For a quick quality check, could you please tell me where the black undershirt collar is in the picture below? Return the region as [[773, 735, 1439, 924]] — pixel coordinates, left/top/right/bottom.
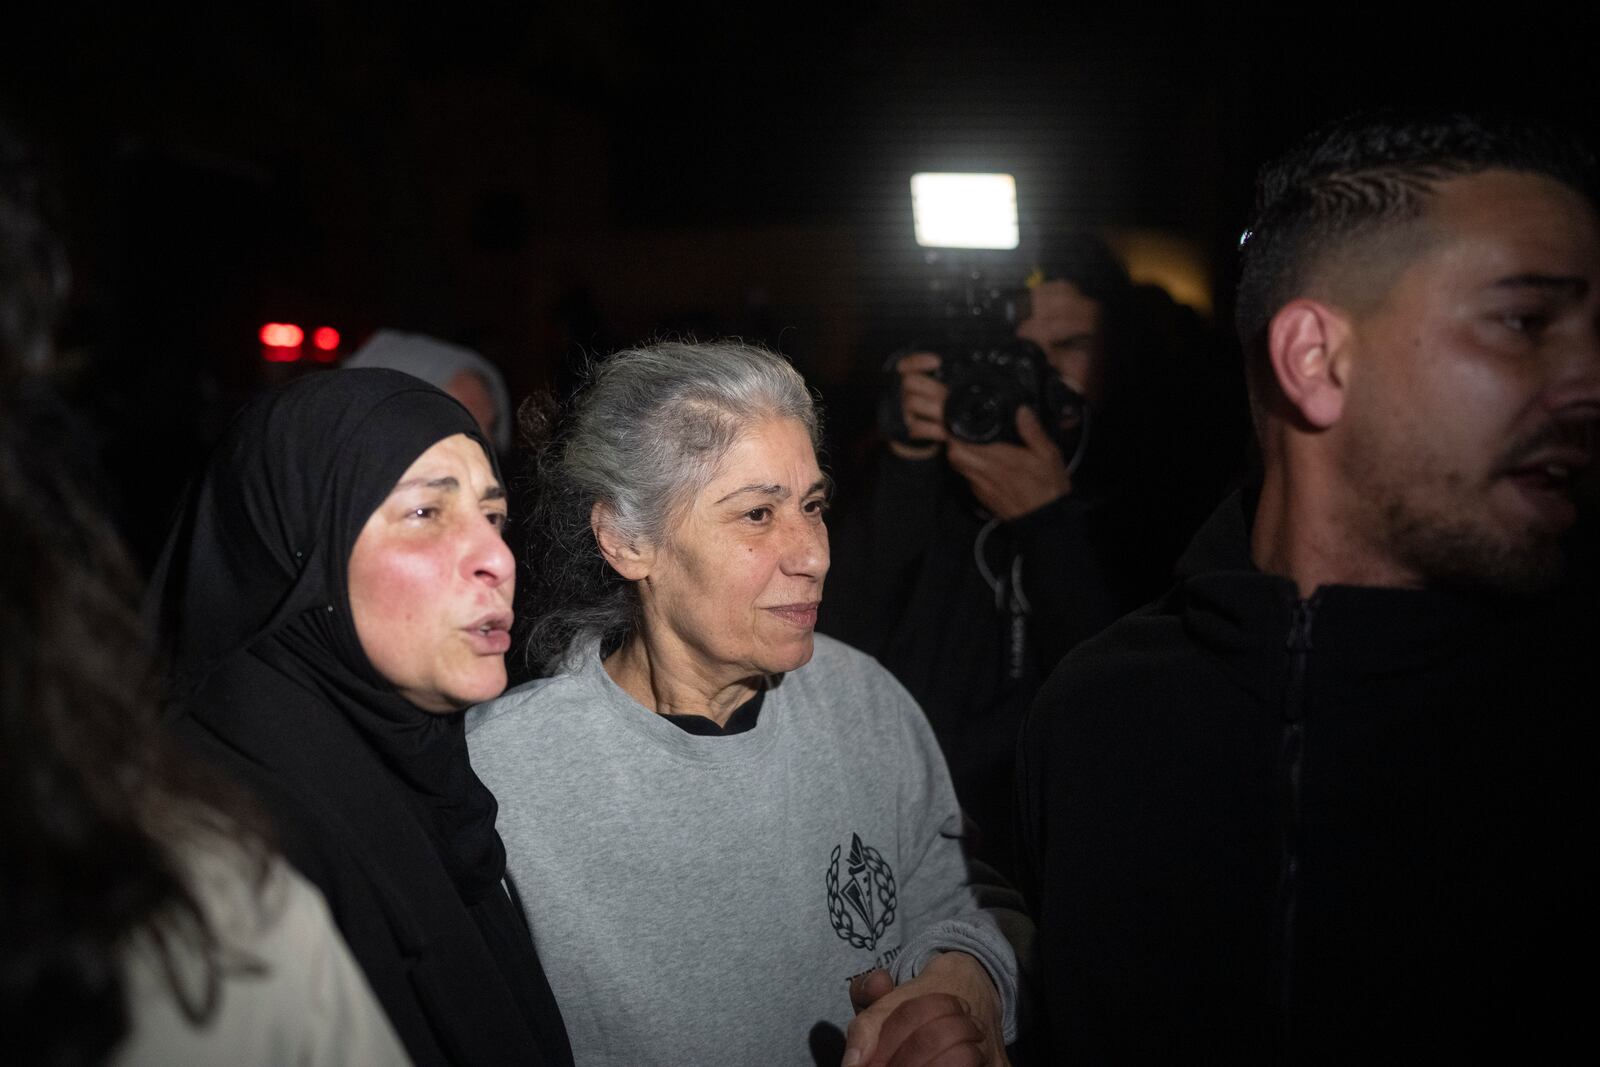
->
[[659, 690, 765, 736]]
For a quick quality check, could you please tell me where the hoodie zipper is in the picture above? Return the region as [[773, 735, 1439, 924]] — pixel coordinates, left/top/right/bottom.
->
[[1275, 593, 1317, 1049]]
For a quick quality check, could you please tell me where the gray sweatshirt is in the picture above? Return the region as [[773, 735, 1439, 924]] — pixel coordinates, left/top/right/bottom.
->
[[466, 634, 1024, 1067]]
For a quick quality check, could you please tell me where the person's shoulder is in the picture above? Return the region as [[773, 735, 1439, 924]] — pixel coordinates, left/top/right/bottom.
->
[[464, 671, 587, 738], [200, 850, 338, 964], [797, 633, 915, 699], [167, 723, 344, 880], [1026, 590, 1195, 736], [118, 825, 407, 1064], [807, 630, 876, 667], [787, 633, 933, 747], [1068, 591, 1190, 673]]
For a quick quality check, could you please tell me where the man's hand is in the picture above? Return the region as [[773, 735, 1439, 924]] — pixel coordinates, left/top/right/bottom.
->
[[841, 952, 1009, 1067], [888, 351, 948, 460], [945, 406, 1072, 520]]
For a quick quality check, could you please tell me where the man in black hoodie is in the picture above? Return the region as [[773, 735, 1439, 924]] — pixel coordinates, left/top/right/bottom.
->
[[1018, 111, 1600, 1062]]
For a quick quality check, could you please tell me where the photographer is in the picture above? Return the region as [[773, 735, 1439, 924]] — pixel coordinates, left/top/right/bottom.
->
[[821, 235, 1231, 880]]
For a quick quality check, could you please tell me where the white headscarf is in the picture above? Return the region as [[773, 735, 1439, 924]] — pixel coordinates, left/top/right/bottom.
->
[[342, 329, 513, 452]]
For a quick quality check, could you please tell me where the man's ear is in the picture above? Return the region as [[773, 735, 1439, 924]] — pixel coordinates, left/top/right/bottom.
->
[[1267, 299, 1352, 430], [591, 501, 652, 581]]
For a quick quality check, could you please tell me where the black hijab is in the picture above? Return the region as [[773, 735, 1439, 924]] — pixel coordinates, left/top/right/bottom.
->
[[148, 368, 572, 1066]]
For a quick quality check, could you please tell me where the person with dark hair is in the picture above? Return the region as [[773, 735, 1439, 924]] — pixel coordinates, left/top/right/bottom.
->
[[147, 368, 573, 1066], [2, 121, 408, 1065], [1019, 109, 1600, 1060], [467, 340, 1027, 1066], [819, 235, 1227, 881], [0, 432, 412, 1067]]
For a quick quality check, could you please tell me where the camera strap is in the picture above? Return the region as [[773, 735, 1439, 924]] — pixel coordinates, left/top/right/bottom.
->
[[974, 517, 1031, 683]]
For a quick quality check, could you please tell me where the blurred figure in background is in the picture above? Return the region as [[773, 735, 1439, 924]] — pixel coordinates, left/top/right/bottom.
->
[[821, 235, 1245, 880], [2, 118, 407, 1067], [343, 328, 514, 454]]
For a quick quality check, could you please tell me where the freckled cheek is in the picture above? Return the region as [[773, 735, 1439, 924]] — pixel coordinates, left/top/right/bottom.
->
[[716, 554, 776, 613]]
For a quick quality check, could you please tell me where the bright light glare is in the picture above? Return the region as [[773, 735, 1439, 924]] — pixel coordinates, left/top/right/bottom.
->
[[312, 326, 341, 351], [910, 173, 1019, 250]]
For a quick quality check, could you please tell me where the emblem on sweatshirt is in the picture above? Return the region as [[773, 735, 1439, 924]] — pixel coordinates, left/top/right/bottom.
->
[[826, 833, 898, 950]]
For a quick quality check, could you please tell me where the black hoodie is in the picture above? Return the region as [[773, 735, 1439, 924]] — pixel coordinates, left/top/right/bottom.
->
[[1017, 487, 1596, 1063]]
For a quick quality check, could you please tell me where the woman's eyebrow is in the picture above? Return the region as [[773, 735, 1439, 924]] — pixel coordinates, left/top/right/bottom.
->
[[389, 476, 505, 502], [388, 477, 504, 504], [714, 478, 829, 505], [391, 476, 460, 493], [715, 483, 785, 504]]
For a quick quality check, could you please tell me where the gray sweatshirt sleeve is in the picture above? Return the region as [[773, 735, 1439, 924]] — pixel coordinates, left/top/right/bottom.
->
[[875, 667, 1031, 1043]]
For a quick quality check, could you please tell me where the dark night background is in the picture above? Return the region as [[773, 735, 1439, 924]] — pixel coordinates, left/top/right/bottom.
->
[[6, 1, 1596, 569]]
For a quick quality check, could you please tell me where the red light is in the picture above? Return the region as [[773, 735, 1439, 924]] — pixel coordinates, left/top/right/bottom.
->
[[259, 322, 304, 348], [259, 322, 305, 362], [312, 326, 340, 351]]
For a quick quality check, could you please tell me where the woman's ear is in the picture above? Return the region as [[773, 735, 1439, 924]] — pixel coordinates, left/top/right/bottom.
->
[[591, 501, 652, 581], [1267, 299, 1352, 430]]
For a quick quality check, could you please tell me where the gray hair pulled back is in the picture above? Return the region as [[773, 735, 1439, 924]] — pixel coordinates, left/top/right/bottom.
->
[[516, 339, 820, 674]]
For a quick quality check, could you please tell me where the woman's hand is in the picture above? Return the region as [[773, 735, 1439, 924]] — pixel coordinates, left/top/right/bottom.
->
[[841, 951, 1009, 1067]]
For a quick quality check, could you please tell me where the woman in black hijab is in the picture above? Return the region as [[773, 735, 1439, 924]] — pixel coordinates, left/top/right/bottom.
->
[[148, 367, 572, 1067]]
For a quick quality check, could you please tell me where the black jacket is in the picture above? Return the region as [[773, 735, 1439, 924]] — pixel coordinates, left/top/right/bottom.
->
[[1017, 487, 1596, 1062]]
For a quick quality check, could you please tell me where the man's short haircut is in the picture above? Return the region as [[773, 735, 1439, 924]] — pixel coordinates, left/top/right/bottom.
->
[[1234, 110, 1597, 404]]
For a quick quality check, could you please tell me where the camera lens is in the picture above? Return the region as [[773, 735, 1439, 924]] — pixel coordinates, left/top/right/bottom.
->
[[947, 383, 1009, 443], [947, 379, 1024, 441]]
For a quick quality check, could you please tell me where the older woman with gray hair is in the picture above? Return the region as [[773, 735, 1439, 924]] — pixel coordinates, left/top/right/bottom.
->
[[466, 339, 1026, 1066]]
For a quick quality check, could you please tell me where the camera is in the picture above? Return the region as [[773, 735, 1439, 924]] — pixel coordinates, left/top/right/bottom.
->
[[890, 173, 1087, 457], [877, 312, 1089, 456], [938, 339, 1083, 446]]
